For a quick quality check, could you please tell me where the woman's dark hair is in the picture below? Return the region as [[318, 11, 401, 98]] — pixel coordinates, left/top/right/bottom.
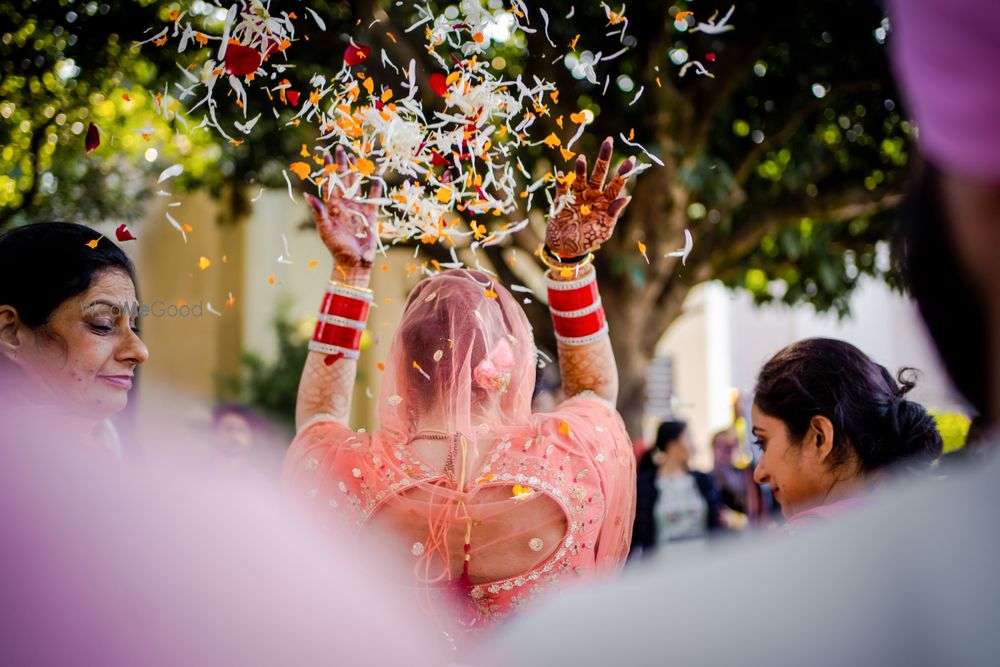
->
[[639, 420, 687, 471], [753, 338, 943, 473], [0, 222, 137, 328], [897, 163, 991, 415]]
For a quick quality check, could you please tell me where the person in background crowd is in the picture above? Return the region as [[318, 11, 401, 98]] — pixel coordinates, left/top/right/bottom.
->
[[710, 428, 752, 530], [211, 403, 284, 483], [631, 421, 723, 559]]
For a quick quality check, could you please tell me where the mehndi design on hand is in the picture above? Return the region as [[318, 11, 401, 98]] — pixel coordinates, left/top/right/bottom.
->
[[545, 136, 636, 258]]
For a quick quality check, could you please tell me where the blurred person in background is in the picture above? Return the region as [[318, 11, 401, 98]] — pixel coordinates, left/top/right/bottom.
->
[[211, 403, 285, 484], [710, 428, 752, 530], [752, 338, 942, 526], [529, 352, 563, 413], [0, 222, 148, 459], [630, 421, 723, 560], [491, 2, 1000, 663]]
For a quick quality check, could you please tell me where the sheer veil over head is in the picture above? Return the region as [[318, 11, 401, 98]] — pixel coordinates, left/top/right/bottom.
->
[[378, 270, 536, 471]]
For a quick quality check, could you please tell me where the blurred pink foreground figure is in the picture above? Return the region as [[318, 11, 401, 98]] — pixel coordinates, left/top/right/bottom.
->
[[0, 400, 450, 667]]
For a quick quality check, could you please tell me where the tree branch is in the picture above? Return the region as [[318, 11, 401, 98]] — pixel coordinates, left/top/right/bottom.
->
[[707, 183, 906, 273], [732, 79, 885, 186]]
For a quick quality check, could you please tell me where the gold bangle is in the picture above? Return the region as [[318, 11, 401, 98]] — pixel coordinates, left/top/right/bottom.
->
[[327, 280, 373, 295], [536, 245, 594, 273]]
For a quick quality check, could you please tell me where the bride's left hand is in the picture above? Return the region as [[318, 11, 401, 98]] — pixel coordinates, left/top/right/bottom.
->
[[544, 136, 637, 258]]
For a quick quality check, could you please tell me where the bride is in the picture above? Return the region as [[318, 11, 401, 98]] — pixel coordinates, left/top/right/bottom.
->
[[284, 137, 638, 628]]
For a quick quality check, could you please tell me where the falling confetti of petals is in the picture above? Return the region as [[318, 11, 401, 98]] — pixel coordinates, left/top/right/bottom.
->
[[679, 60, 715, 79], [354, 157, 376, 176], [223, 43, 262, 76], [666, 229, 695, 265], [85, 122, 100, 152], [115, 224, 137, 242], [511, 484, 535, 498], [198, 256, 212, 270], [165, 212, 187, 243], [429, 73, 449, 97], [559, 421, 572, 437], [323, 353, 344, 366], [637, 240, 649, 263], [157, 163, 184, 183], [706, 52, 717, 62], [289, 162, 312, 180], [84, 236, 102, 250], [412, 360, 431, 380], [344, 42, 372, 66], [692, 6, 736, 34], [143, 0, 665, 263]]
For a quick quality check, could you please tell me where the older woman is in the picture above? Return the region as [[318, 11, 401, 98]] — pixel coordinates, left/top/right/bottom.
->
[[284, 138, 638, 629], [0, 222, 148, 457]]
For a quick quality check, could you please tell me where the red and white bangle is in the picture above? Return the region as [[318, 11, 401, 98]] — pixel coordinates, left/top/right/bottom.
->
[[309, 281, 372, 360], [546, 266, 609, 346]]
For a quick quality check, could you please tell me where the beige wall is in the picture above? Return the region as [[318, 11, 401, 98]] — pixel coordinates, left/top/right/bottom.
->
[[125, 188, 427, 459], [121, 190, 242, 460]]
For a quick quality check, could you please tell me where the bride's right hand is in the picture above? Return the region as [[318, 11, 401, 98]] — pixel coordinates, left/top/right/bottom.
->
[[305, 145, 381, 268]]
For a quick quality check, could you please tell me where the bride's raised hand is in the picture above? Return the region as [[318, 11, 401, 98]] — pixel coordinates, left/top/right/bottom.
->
[[304, 145, 381, 269], [545, 136, 636, 259]]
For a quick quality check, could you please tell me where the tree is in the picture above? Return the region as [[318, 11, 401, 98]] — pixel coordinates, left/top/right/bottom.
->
[[360, 0, 911, 433], [0, 0, 353, 228], [3, 0, 911, 434]]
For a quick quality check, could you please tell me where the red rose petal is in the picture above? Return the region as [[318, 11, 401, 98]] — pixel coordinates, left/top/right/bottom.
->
[[344, 42, 371, 66], [286, 89, 300, 106], [323, 353, 344, 366], [431, 150, 451, 167], [224, 43, 261, 76], [429, 73, 448, 97], [706, 52, 717, 62], [85, 122, 100, 152], [115, 224, 136, 242]]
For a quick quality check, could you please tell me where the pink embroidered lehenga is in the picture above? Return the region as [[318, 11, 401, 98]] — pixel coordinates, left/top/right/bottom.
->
[[283, 270, 635, 628]]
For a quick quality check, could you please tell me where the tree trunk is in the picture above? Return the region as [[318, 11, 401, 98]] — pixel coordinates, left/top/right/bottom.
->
[[602, 276, 692, 440]]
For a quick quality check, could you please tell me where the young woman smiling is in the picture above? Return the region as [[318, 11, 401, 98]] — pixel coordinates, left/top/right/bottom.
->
[[751, 338, 942, 525]]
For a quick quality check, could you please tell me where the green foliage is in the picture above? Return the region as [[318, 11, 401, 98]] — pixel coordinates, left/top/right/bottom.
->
[[217, 304, 309, 429], [0, 0, 351, 228], [0, 0, 218, 226]]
